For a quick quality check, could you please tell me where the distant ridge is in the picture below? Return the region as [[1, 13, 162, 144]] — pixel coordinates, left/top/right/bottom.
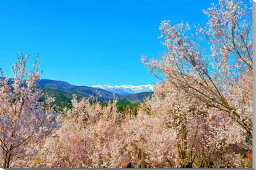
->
[[37, 79, 154, 105], [119, 92, 153, 104], [0, 78, 154, 105], [38, 79, 117, 102], [92, 84, 154, 95]]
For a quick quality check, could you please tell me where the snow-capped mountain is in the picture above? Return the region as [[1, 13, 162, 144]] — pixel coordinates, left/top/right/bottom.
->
[[92, 84, 154, 95]]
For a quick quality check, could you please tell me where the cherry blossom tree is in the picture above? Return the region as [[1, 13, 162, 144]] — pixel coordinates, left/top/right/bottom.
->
[[0, 55, 58, 168], [140, 83, 250, 168], [142, 0, 252, 138], [141, 0, 252, 167], [34, 97, 130, 168]]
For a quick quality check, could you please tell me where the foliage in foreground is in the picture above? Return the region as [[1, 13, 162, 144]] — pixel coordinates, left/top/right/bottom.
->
[[29, 81, 251, 168], [0, 56, 58, 168]]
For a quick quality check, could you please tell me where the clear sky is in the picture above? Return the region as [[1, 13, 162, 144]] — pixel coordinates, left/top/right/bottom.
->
[[0, 0, 243, 86]]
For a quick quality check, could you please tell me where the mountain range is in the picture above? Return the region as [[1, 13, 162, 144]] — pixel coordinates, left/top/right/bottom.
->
[[92, 84, 153, 95], [37, 79, 154, 106], [38, 79, 115, 102]]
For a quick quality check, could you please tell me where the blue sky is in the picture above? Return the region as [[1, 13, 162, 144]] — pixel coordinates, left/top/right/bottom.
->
[[0, 0, 236, 86]]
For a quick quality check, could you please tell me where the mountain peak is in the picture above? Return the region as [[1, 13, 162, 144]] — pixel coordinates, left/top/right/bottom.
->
[[92, 84, 154, 95]]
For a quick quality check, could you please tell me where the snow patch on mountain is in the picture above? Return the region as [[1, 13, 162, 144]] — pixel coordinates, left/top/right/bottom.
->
[[92, 84, 154, 95]]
